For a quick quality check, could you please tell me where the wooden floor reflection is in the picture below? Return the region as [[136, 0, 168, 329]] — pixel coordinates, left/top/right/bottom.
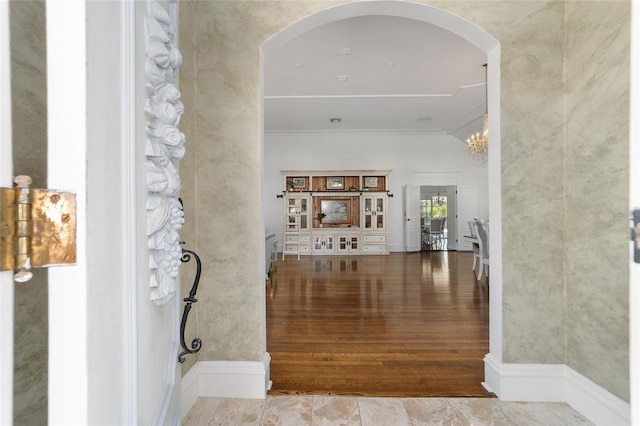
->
[[266, 251, 491, 397]]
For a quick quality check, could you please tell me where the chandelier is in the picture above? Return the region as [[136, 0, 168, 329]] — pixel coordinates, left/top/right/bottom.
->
[[434, 187, 445, 206], [467, 63, 488, 167]]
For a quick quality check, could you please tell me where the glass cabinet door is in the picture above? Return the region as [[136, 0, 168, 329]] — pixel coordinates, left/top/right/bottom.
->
[[375, 197, 384, 229], [313, 236, 324, 251], [363, 195, 385, 230], [325, 236, 334, 251], [349, 235, 359, 250], [300, 198, 308, 229]]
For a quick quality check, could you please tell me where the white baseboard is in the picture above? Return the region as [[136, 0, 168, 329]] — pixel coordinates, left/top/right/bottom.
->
[[484, 354, 630, 426], [180, 363, 200, 421], [180, 352, 271, 419], [564, 366, 630, 426]]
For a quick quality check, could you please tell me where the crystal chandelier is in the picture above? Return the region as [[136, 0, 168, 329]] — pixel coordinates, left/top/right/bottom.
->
[[467, 64, 488, 167]]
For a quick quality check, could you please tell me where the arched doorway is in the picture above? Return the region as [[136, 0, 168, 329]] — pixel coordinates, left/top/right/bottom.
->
[[261, 0, 502, 393]]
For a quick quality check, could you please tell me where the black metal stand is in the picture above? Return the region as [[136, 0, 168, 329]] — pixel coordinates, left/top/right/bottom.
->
[[178, 246, 203, 364]]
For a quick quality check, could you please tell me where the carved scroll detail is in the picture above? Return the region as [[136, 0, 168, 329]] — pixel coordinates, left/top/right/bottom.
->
[[145, 0, 185, 305]]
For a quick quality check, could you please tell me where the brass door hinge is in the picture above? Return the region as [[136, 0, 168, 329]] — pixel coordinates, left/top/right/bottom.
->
[[1, 175, 76, 282]]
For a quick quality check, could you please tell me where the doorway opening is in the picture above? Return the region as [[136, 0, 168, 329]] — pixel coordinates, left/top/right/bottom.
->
[[261, 0, 501, 396], [420, 185, 454, 251]]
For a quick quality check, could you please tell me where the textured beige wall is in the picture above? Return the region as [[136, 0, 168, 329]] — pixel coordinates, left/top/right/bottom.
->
[[10, 1, 48, 424], [181, 0, 630, 401], [564, 1, 630, 401], [179, 0, 199, 374]]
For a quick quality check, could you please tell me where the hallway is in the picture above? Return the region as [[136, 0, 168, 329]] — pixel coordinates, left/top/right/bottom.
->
[[266, 252, 489, 397]]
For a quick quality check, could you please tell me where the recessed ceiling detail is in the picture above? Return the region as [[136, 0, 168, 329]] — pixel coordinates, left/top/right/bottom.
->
[[264, 15, 487, 138]]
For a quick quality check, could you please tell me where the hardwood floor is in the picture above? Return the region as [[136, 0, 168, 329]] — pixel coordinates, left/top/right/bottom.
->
[[266, 251, 491, 398]]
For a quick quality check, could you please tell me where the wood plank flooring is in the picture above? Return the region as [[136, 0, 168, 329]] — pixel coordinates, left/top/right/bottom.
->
[[266, 251, 491, 398]]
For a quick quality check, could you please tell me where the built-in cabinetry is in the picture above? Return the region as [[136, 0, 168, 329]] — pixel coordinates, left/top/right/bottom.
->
[[281, 170, 390, 257]]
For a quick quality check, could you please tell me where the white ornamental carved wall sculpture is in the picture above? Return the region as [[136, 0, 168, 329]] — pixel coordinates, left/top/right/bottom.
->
[[145, 0, 185, 305]]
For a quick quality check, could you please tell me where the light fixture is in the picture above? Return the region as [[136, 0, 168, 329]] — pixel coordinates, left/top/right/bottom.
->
[[467, 63, 488, 167], [434, 187, 445, 206]]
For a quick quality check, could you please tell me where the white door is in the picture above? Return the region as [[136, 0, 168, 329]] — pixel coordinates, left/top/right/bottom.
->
[[0, 3, 87, 421], [4, 2, 182, 423], [404, 184, 421, 252], [1, 2, 15, 423], [457, 185, 478, 251]]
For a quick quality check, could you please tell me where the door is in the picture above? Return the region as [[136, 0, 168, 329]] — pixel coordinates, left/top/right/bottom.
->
[[457, 185, 479, 251], [4, 2, 182, 423], [404, 185, 421, 252]]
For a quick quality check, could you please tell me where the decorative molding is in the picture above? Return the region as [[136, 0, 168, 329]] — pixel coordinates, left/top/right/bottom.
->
[[145, 0, 185, 305], [483, 355, 631, 425], [180, 353, 272, 417]]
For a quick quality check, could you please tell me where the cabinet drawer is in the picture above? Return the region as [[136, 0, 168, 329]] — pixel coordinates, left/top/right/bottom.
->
[[285, 235, 299, 243], [362, 234, 386, 243], [300, 235, 310, 243], [300, 245, 310, 253], [362, 244, 386, 253]]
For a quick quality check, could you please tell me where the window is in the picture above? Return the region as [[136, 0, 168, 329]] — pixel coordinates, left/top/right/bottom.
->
[[420, 196, 447, 226]]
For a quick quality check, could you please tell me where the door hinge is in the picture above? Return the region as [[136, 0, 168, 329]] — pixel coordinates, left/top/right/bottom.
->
[[1, 175, 76, 282], [632, 209, 640, 264]]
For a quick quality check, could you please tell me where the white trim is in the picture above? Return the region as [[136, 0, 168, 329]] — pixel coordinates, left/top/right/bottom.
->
[[120, 1, 138, 424], [565, 367, 631, 426], [486, 45, 502, 365], [484, 356, 631, 426], [47, 0, 88, 423], [0, 1, 14, 423], [180, 364, 200, 421], [199, 353, 271, 399], [180, 353, 272, 416], [413, 171, 460, 186], [154, 291, 182, 425]]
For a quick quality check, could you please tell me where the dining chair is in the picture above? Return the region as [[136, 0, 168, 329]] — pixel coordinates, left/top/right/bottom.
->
[[468, 220, 480, 273], [429, 217, 444, 249], [474, 219, 489, 280]]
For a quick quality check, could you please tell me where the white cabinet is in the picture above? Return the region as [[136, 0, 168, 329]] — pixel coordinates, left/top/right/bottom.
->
[[281, 171, 390, 257], [336, 235, 360, 253], [362, 194, 386, 231], [362, 234, 387, 254], [282, 194, 310, 259]]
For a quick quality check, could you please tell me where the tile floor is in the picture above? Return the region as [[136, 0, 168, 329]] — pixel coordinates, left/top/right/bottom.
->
[[183, 395, 593, 425]]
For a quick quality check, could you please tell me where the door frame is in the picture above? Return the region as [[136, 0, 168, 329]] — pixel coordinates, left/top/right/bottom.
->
[[1, 1, 14, 423], [261, 1, 502, 388]]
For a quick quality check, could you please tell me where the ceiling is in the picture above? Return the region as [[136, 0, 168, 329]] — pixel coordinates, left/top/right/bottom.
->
[[264, 15, 487, 144]]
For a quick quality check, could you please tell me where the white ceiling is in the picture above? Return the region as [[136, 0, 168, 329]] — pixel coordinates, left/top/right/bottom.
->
[[264, 15, 488, 143]]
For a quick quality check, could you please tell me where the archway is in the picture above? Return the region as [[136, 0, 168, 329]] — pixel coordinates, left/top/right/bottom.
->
[[261, 0, 502, 392]]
